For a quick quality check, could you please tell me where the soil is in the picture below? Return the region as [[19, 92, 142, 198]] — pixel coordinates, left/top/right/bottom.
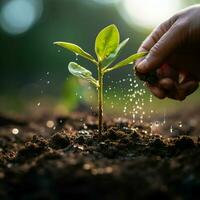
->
[[0, 107, 200, 200]]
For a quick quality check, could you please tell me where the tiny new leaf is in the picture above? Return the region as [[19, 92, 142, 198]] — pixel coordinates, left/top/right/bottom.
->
[[102, 38, 129, 68], [95, 24, 120, 62]]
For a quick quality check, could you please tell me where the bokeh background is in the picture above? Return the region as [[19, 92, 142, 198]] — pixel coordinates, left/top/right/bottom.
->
[[0, 0, 200, 117]]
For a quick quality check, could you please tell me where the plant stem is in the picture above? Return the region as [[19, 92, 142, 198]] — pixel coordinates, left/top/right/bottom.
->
[[98, 65, 103, 134]]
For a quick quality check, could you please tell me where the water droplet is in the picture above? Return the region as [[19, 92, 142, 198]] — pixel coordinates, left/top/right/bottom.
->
[[163, 111, 166, 124], [83, 163, 92, 170], [78, 145, 84, 150], [132, 114, 136, 122], [58, 49, 61, 53], [170, 125, 173, 133], [150, 95, 153, 103], [46, 120, 54, 128], [47, 80, 50, 84], [155, 121, 160, 127], [12, 128, 19, 135], [75, 53, 79, 61], [46, 72, 50, 75], [37, 102, 41, 107], [83, 123, 88, 129], [178, 121, 183, 128], [7, 163, 12, 168]]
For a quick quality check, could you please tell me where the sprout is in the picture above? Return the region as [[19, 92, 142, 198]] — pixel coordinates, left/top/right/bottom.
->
[[54, 24, 147, 134]]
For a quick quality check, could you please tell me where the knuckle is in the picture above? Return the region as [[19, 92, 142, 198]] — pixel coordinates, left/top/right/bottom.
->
[[159, 21, 169, 33], [149, 44, 160, 57], [174, 18, 189, 31], [151, 29, 161, 43]]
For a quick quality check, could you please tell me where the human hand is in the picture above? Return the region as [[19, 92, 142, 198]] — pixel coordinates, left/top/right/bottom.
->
[[135, 5, 200, 100]]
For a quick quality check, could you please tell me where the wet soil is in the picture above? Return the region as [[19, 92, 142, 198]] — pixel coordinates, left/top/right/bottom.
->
[[0, 108, 200, 200]]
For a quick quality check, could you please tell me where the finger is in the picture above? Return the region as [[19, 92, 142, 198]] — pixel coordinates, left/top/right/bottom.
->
[[156, 64, 178, 80], [137, 17, 176, 53], [135, 17, 177, 67], [146, 83, 167, 99], [136, 21, 185, 74], [159, 78, 175, 90], [177, 80, 199, 100], [166, 80, 199, 100]]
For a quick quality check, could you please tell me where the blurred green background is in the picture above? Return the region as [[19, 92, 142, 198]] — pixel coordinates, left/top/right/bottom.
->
[[0, 0, 200, 116]]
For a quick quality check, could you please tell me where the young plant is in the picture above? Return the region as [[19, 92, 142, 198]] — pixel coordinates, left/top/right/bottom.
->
[[54, 24, 147, 134]]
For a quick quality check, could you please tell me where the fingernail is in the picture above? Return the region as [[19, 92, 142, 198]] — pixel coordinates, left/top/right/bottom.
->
[[136, 59, 147, 73]]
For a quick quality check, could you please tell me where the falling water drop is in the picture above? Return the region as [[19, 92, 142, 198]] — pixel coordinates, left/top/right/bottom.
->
[[75, 53, 79, 61], [132, 114, 136, 123], [178, 121, 183, 128], [150, 95, 153, 103], [170, 125, 173, 134], [155, 121, 160, 127], [163, 111, 166, 124]]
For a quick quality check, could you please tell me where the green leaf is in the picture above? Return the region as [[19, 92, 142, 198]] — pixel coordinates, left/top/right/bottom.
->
[[68, 62, 98, 86], [104, 52, 148, 73], [95, 24, 120, 62], [102, 38, 129, 67], [54, 42, 97, 64]]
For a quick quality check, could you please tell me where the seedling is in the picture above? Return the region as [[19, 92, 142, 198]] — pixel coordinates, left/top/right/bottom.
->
[[54, 24, 147, 134]]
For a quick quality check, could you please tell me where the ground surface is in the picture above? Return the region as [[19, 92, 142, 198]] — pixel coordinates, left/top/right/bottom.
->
[[0, 107, 200, 200]]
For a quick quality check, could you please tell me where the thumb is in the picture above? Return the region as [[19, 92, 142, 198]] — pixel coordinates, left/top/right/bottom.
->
[[137, 24, 185, 74]]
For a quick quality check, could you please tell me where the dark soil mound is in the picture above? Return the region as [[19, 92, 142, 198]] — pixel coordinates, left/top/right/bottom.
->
[[0, 110, 200, 200]]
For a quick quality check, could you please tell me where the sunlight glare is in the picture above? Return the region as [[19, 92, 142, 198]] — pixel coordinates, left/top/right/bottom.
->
[[0, 0, 43, 35], [118, 0, 182, 28]]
